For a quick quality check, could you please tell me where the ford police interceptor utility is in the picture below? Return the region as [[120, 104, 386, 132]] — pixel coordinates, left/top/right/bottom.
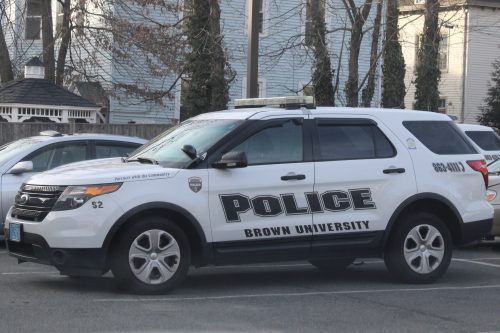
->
[[457, 124, 500, 163], [5, 96, 494, 294]]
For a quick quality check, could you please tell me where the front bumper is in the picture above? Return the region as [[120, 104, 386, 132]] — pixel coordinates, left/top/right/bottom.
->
[[5, 229, 107, 277], [460, 218, 494, 245]]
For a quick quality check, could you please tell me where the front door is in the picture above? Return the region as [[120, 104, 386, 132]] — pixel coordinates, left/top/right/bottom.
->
[[309, 115, 418, 259], [208, 116, 314, 264]]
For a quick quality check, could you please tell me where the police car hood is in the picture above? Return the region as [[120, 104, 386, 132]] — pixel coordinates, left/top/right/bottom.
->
[[24, 158, 178, 186]]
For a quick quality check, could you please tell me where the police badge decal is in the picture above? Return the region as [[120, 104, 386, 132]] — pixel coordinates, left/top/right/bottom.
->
[[188, 177, 202, 193]]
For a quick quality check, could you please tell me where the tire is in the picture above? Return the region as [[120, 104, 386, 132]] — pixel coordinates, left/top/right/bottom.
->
[[308, 257, 355, 271], [384, 212, 452, 284], [111, 216, 191, 295]]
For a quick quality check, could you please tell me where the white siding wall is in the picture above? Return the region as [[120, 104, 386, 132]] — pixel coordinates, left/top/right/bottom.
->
[[399, 8, 466, 117], [464, 6, 500, 124]]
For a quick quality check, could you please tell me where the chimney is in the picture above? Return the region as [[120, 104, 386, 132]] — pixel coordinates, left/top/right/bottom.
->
[[25, 57, 45, 79]]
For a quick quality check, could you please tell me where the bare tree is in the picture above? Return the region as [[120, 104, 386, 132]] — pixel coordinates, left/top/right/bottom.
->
[[0, 6, 14, 84], [343, 0, 373, 107], [362, 0, 382, 107]]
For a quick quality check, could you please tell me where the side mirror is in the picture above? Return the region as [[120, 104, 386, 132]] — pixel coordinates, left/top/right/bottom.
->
[[8, 161, 34, 174], [212, 151, 248, 169], [181, 145, 197, 160]]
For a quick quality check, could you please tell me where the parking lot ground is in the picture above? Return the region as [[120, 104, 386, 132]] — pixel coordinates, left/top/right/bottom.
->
[[1, 238, 500, 333]]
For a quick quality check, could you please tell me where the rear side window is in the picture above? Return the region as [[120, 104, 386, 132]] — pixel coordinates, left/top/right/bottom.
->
[[465, 131, 500, 151], [315, 123, 395, 161], [96, 142, 141, 159], [403, 121, 475, 155]]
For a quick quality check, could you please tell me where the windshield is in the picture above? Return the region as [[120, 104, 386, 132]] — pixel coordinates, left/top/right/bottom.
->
[[129, 119, 244, 168], [0, 138, 43, 167]]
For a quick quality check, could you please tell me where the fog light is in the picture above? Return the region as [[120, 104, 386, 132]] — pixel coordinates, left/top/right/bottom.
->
[[71, 197, 85, 208]]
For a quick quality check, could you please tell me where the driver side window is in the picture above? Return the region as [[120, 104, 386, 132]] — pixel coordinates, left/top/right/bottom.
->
[[232, 119, 303, 165]]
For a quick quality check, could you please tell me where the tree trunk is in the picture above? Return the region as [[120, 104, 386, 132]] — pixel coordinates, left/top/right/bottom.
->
[[208, 0, 229, 111], [311, 0, 334, 106], [381, 0, 406, 108], [0, 20, 14, 84], [362, 0, 382, 107], [41, 0, 55, 83], [414, 0, 441, 111], [344, 0, 373, 107], [56, 0, 71, 86]]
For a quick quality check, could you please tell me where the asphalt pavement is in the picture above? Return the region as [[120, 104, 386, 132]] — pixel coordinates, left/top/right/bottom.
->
[[0, 237, 499, 333]]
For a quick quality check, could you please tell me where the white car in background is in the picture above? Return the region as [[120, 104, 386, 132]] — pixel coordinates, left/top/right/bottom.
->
[[457, 124, 500, 163], [0, 131, 147, 234]]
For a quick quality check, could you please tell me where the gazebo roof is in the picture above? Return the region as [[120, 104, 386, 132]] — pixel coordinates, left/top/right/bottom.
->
[[0, 78, 101, 108]]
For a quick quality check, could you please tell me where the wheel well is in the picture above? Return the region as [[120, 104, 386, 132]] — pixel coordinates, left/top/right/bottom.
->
[[106, 208, 204, 267], [386, 199, 463, 247]]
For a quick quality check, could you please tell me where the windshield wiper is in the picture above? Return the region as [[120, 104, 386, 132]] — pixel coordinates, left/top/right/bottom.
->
[[122, 157, 158, 165]]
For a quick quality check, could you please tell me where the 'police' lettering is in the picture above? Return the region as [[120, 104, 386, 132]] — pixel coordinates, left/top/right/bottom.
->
[[219, 194, 251, 222], [251, 196, 283, 217], [349, 189, 376, 210], [322, 191, 352, 212], [219, 188, 376, 222], [281, 194, 309, 215]]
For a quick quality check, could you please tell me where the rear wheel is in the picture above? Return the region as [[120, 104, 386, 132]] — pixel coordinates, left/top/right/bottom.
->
[[308, 257, 355, 271], [384, 212, 452, 284], [111, 216, 191, 295]]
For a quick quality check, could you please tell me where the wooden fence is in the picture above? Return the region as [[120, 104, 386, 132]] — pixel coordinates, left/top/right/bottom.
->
[[0, 123, 174, 146]]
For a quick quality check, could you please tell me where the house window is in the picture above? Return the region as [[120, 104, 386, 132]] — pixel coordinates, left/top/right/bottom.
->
[[415, 34, 449, 71], [438, 34, 448, 71], [56, 2, 64, 35], [76, 0, 86, 33], [25, 0, 42, 40], [180, 0, 192, 33], [259, 0, 264, 33], [242, 77, 267, 98], [246, 0, 268, 36], [437, 98, 446, 113], [304, 0, 325, 47]]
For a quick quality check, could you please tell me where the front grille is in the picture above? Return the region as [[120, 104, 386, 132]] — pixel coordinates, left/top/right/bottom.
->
[[8, 241, 36, 258], [12, 184, 67, 222]]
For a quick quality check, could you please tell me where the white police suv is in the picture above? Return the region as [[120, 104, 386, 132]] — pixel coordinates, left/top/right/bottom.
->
[[457, 124, 500, 163], [5, 97, 493, 294]]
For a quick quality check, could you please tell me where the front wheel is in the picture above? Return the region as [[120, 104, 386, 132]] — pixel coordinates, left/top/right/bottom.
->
[[111, 216, 191, 295], [384, 212, 452, 284]]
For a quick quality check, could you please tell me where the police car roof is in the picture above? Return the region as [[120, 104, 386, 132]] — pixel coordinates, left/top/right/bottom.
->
[[456, 123, 495, 132], [193, 107, 453, 122]]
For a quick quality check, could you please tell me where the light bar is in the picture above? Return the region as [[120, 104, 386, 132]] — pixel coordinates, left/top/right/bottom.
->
[[234, 96, 315, 110]]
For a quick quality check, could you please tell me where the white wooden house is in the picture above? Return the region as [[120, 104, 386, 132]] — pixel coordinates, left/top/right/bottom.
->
[[398, 0, 500, 123]]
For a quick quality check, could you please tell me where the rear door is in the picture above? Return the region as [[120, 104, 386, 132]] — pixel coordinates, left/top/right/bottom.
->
[[309, 115, 418, 259]]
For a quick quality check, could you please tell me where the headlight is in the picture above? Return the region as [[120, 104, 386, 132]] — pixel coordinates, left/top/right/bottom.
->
[[486, 189, 497, 202], [52, 184, 122, 211]]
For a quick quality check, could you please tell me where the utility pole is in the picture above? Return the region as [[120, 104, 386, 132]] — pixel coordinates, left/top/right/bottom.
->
[[247, 0, 260, 98]]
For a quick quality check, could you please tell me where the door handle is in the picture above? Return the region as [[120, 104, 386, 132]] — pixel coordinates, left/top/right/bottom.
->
[[383, 168, 406, 174], [281, 174, 306, 181]]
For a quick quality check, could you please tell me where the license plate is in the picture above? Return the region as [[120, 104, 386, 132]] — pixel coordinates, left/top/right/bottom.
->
[[9, 223, 22, 242]]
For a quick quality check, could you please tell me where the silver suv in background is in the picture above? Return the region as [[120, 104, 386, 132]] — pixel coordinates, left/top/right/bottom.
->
[[0, 131, 147, 234]]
